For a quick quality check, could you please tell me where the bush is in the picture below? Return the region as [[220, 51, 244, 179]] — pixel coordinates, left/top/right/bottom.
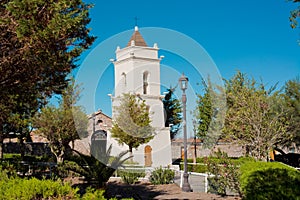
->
[[179, 163, 208, 173], [0, 177, 79, 199], [81, 187, 106, 200], [149, 166, 175, 185], [181, 156, 254, 174], [205, 149, 241, 196], [118, 169, 145, 184], [239, 161, 300, 200], [0, 173, 119, 199], [63, 144, 131, 188]]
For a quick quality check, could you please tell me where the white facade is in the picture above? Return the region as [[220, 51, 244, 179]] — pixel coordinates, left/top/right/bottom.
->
[[107, 26, 172, 167]]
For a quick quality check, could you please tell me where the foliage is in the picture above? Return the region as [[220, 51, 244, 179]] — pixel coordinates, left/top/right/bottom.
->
[[282, 77, 300, 147], [179, 157, 255, 173], [0, 170, 121, 199], [223, 72, 289, 160], [149, 166, 175, 185], [63, 144, 131, 188], [0, 164, 17, 179], [111, 93, 155, 155], [0, 175, 79, 199], [81, 187, 111, 200], [195, 80, 213, 140], [195, 78, 227, 148], [179, 163, 208, 173], [205, 149, 241, 196], [118, 169, 145, 184], [239, 161, 300, 200], [33, 80, 88, 163], [289, 0, 300, 29], [0, 0, 95, 158], [162, 87, 182, 139]]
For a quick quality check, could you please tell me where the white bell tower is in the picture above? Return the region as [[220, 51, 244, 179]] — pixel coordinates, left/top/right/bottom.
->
[[108, 26, 172, 167]]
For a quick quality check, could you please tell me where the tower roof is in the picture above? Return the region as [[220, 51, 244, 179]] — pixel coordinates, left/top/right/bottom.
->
[[126, 26, 147, 47]]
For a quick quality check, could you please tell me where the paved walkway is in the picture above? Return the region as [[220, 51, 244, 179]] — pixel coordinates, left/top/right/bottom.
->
[[174, 170, 208, 192], [106, 180, 241, 200]]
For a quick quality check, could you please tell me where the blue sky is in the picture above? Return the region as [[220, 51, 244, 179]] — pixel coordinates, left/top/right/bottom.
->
[[73, 0, 300, 137]]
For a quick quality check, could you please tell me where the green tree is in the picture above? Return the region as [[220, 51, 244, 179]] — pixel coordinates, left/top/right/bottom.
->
[[223, 72, 288, 160], [111, 93, 154, 158], [196, 80, 213, 140], [282, 77, 300, 147], [0, 0, 95, 158], [162, 87, 182, 139], [195, 79, 227, 148], [33, 80, 88, 163]]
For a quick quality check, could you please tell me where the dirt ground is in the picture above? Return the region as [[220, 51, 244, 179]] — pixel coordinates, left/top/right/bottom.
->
[[105, 180, 241, 200]]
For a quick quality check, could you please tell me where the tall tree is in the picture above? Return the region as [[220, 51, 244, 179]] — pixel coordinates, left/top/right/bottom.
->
[[195, 79, 227, 148], [111, 93, 154, 158], [33, 80, 88, 163], [196, 80, 213, 140], [0, 0, 95, 158], [223, 72, 288, 160], [162, 87, 182, 139], [282, 77, 300, 147]]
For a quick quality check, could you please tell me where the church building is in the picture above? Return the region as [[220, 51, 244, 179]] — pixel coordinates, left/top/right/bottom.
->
[[107, 26, 172, 167]]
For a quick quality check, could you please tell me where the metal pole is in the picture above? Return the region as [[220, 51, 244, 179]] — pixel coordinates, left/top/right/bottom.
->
[[182, 90, 191, 192]]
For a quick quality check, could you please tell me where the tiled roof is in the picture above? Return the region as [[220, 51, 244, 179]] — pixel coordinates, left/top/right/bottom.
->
[[126, 26, 147, 47]]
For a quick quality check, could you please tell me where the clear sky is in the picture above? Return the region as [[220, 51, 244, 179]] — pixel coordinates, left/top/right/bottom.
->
[[73, 0, 300, 137]]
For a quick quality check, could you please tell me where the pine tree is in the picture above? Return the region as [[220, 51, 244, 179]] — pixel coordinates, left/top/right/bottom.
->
[[0, 0, 95, 158], [282, 77, 300, 147], [196, 79, 226, 148], [162, 87, 182, 139]]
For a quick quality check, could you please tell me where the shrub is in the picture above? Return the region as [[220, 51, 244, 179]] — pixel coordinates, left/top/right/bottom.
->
[[149, 166, 175, 185], [179, 163, 208, 173], [0, 174, 122, 199], [0, 162, 17, 178], [205, 149, 241, 196], [239, 161, 300, 200], [63, 144, 131, 188], [0, 176, 79, 199], [118, 169, 145, 184], [81, 187, 106, 200]]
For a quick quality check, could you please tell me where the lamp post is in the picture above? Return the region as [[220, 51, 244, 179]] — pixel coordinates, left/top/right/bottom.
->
[[179, 73, 192, 192]]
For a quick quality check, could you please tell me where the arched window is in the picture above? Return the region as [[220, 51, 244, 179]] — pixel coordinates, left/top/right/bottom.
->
[[121, 72, 126, 86], [143, 71, 149, 94]]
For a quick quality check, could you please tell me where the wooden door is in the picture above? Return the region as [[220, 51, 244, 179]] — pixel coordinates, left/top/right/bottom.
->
[[144, 145, 152, 167]]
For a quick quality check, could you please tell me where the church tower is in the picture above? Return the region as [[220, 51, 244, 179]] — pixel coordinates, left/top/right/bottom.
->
[[108, 26, 172, 167]]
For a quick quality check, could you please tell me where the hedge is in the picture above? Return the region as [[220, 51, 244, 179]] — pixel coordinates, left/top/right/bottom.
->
[[0, 167, 120, 200], [239, 161, 300, 200]]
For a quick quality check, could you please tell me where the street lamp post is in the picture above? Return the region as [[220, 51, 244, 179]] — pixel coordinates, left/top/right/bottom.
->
[[179, 73, 192, 192]]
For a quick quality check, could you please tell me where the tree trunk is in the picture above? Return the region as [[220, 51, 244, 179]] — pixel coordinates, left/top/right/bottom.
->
[[51, 146, 64, 163], [129, 146, 133, 162]]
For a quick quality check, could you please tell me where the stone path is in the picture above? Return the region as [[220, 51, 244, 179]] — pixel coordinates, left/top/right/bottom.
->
[[105, 179, 241, 200]]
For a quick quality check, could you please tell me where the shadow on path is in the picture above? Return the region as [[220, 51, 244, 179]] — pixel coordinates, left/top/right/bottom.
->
[[105, 181, 166, 199]]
